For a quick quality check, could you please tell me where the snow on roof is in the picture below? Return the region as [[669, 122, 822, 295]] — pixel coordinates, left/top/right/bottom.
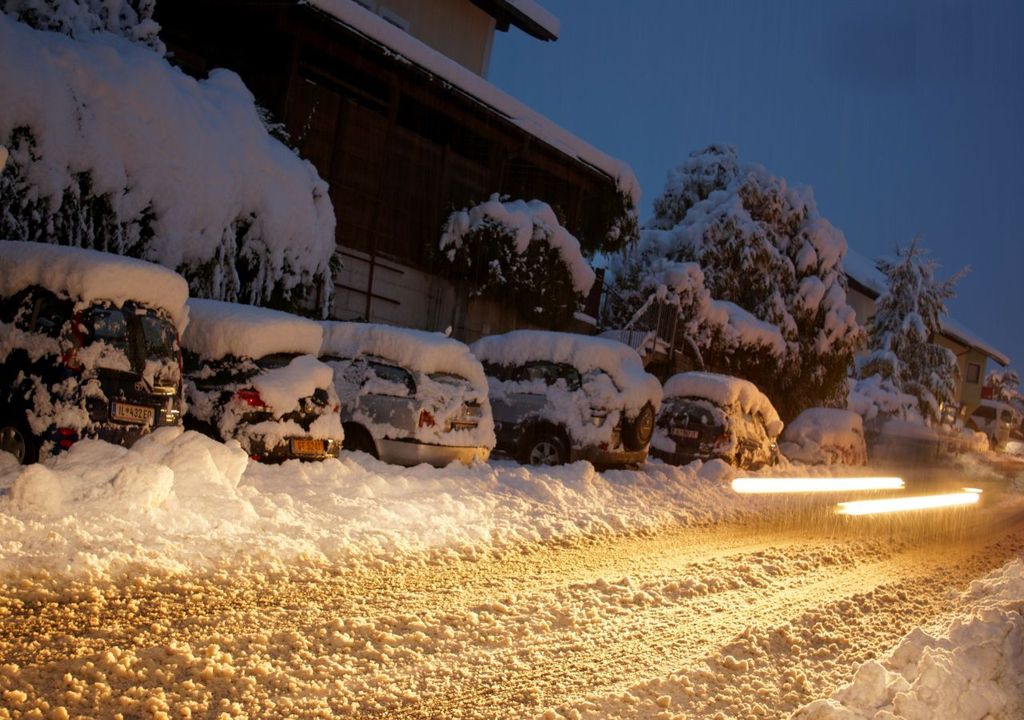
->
[[498, 0, 560, 39], [182, 299, 323, 361], [843, 249, 1009, 365], [471, 330, 662, 412], [663, 371, 782, 436], [304, 0, 638, 206], [321, 321, 487, 389], [0, 241, 189, 332]]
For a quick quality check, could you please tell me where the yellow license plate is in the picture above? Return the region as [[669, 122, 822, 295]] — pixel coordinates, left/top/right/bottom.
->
[[290, 438, 325, 456], [111, 402, 155, 425]]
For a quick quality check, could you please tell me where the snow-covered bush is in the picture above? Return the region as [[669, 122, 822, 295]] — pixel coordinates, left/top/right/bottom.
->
[[857, 240, 964, 424], [2, 0, 163, 52], [439, 195, 595, 327], [0, 12, 337, 316], [607, 145, 864, 419], [984, 368, 1021, 405]]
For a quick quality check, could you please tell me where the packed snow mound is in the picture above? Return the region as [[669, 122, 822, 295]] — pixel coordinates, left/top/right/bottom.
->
[[0, 429, 744, 579], [0, 240, 189, 331], [663, 372, 782, 437], [441, 194, 595, 295], [182, 299, 323, 361], [471, 330, 662, 413], [780, 408, 866, 466], [321, 321, 487, 390], [0, 14, 335, 311], [794, 559, 1024, 720], [251, 355, 336, 416]]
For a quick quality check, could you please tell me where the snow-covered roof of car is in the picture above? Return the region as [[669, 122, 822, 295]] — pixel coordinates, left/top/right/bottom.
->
[[663, 371, 782, 437], [781, 407, 862, 446], [181, 299, 323, 361], [471, 330, 662, 411], [0, 240, 189, 332], [304, 0, 637, 205], [320, 321, 487, 389]]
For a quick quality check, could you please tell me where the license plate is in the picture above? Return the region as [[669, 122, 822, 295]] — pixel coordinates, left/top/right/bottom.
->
[[671, 427, 699, 440], [290, 438, 325, 456], [111, 402, 155, 425]]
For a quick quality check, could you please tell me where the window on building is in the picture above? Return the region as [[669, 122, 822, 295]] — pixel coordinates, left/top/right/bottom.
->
[[966, 362, 981, 384]]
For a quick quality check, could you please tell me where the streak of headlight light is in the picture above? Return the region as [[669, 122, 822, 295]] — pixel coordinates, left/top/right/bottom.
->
[[731, 476, 905, 494], [836, 490, 981, 516]]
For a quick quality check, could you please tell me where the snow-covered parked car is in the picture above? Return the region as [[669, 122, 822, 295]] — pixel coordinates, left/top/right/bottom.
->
[[471, 330, 661, 467], [779, 407, 867, 466], [181, 299, 343, 462], [320, 322, 494, 466], [651, 371, 783, 469], [0, 241, 187, 464], [966, 399, 1019, 450]]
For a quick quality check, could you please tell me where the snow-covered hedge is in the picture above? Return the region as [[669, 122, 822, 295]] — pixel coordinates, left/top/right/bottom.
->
[[0, 13, 336, 315], [2, 0, 163, 52], [439, 195, 595, 326]]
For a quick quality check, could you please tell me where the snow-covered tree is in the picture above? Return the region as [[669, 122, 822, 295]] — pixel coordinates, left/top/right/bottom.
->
[[2, 0, 163, 52], [439, 194, 595, 327], [608, 145, 864, 419], [0, 11, 337, 316], [984, 368, 1021, 404], [857, 240, 966, 424]]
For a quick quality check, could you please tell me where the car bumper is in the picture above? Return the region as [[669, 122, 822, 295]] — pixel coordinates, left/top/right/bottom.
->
[[377, 438, 491, 467], [255, 437, 342, 463], [571, 445, 649, 468]]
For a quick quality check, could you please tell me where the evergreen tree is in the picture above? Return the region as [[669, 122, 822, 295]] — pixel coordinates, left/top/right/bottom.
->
[[983, 368, 1021, 404], [608, 145, 864, 419], [858, 240, 965, 423]]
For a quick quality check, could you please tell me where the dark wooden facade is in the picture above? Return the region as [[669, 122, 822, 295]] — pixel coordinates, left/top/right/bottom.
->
[[156, 1, 625, 284]]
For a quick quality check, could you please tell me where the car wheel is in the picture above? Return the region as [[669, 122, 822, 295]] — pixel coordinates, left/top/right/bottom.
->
[[622, 403, 655, 450], [0, 420, 39, 465], [524, 435, 567, 466], [342, 425, 379, 459]]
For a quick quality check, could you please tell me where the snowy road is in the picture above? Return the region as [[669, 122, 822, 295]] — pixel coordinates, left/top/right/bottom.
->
[[2, 457, 1022, 719]]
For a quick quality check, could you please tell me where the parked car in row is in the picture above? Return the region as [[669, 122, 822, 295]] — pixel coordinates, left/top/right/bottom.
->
[[651, 371, 782, 470], [779, 407, 867, 466], [967, 399, 1020, 450], [0, 241, 188, 464], [320, 321, 494, 466], [181, 299, 343, 463], [471, 330, 661, 467]]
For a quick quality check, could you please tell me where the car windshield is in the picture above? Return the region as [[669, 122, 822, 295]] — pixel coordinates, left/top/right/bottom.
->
[[428, 372, 471, 388], [256, 353, 300, 370]]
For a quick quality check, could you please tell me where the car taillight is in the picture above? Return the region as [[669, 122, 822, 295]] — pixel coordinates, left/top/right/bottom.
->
[[418, 410, 436, 428], [235, 389, 267, 408], [712, 433, 730, 451], [56, 427, 77, 450]]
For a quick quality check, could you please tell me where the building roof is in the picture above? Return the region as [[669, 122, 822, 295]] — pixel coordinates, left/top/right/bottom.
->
[[471, 0, 560, 41], [304, 0, 640, 206], [843, 248, 1010, 366]]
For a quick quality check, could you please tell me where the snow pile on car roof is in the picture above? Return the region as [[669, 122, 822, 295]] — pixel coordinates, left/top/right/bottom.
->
[[471, 330, 661, 412], [321, 322, 487, 389], [664, 371, 782, 436], [182, 299, 323, 360], [0, 240, 189, 331]]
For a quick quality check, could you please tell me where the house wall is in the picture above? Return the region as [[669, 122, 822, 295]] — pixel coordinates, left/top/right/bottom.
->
[[372, 0, 496, 76]]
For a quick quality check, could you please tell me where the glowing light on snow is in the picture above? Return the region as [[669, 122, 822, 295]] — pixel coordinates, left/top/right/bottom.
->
[[837, 490, 981, 516], [731, 476, 905, 494]]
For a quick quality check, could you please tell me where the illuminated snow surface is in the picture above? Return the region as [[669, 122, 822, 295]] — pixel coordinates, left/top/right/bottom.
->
[[0, 431, 1021, 719]]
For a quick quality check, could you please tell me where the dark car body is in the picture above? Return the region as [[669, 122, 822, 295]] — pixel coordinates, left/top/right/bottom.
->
[[651, 396, 778, 469], [0, 285, 184, 463]]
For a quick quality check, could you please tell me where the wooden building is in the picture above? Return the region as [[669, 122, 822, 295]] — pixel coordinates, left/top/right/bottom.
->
[[155, 0, 636, 340]]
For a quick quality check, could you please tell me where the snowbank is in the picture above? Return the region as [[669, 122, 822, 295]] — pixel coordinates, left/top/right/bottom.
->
[[471, 330, 662, 415], [780, 408, 866, 466], [794, 559, 1024, 720], [0, 14, 335, 310], [0, 240, 189, 332], [0, 429, 743, 579], [663, 372, 782, 437], [182, 299, 323, 361], [321, 321, 487, 391]]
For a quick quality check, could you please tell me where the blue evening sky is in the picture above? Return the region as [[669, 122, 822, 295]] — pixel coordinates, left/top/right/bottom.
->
[[490, 0, 1023, 369]]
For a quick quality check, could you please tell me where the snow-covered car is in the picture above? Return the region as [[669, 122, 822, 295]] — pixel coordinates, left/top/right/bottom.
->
[[779, 407, 867, 465], [320, 322, 494, 466], [966, 399, 1019, 450], [181, 299, 343, 462], [651, 371, 783, 469], [0, 241, 187, 464], [471, 330, 661, 467]]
